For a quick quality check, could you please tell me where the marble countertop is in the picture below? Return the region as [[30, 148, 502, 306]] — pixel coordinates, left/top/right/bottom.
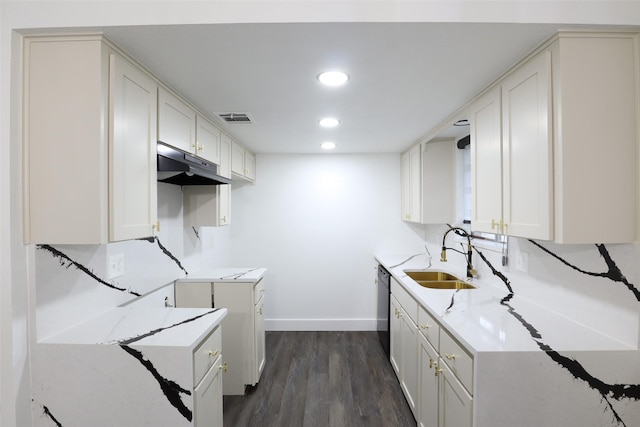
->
[[179, 267, 267, 283], [40, 306, 227, 349], [376, 253, 634, 355]]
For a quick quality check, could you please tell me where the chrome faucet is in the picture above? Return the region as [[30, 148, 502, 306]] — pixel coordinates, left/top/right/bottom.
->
[[441, 226, 476, 278]]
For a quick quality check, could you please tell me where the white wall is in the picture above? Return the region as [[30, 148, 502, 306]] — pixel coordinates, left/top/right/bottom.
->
[[4, 2, 640, 426], [229, 154, 425, 330]]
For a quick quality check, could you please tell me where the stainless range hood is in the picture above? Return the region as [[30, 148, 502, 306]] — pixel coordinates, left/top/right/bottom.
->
[[157, 142, 231, 186]]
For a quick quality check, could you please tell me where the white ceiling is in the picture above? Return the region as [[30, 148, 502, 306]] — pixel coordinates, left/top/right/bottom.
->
[[95, 22, 571, 154]]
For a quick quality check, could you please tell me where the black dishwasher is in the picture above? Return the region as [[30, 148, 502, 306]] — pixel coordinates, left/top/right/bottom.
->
[[377, 264, 391, 357]]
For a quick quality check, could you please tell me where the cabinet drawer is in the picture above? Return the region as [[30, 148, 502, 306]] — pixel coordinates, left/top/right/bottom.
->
[[418, 305, 440, 348], [253, 279, 265, 305], [439, 329, 473, 394], [193, 326, 222, 386], [391, 277, 418, 324]]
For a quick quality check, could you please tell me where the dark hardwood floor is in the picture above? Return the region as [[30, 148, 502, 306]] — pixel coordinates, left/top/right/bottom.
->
[[223, 331, 416, 427]]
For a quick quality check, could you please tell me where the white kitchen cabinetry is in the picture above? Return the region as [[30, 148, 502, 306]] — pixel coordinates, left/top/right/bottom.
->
[[193, 326, 225, 427], [196, 114, 222, 165], [415, 297, 474, 427], [390, 278, 419, 416], [232, 140, 256, 182], [401, 144, 421, 222], [419, 332, 439, 427], [158, 87, 197, 154], [469, 86, 503, 235], [175, 279, 266, 395], [470, 32, 638, 243], [23, 35, 157, 244], [402, 139, 457, 225], [183, 133, 232, 227], [501, 51, 553, 240], [422, 139, 457, 224]]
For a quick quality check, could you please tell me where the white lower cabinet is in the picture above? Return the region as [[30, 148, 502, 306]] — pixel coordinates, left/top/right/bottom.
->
[[439, 361, 473, 427], [419, 333, 439, 427], [194, 352, 224, 427], [392, 288, 474, 427], [175, 279, 266, 395], [193, 325, 224, 427], [391, 279, 419, 416]]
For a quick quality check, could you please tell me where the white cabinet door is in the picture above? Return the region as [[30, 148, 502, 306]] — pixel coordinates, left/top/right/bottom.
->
[[422, 139, 456, 224], [245, 150, 256, 181], [501, 51, 553, 240], [109, 53, 158, 242], [218, 133, 232, 225], [231, 140, 257, 182], [196, 114, 221, 164], [231, 140, 245, 176], [194, 357, 224, 427], [438, 361, 473, 427], [390, 296, 402, 375], [158, 87, 196, 153], [401, 144, 421, 222], [254, 296, 266, 382], [469, 86, 503, 234], [419, 332, 439, 427], [400, 304, 419, 416]]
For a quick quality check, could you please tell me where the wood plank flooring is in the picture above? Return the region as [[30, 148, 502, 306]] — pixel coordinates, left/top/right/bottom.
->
[[223, 331, 416, 427]]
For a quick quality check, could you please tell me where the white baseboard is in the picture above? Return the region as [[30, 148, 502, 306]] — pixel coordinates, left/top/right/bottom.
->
[[265, 318, 377, 331]]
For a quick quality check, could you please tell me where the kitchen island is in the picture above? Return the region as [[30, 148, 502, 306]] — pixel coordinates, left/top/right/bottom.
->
[[31, 306, 227, 427]]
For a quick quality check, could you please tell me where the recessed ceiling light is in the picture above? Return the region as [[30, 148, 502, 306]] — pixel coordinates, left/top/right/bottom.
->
[[319, 117, 340, 128], [321, 142, 337, 150], [317, 71, 349, 86]]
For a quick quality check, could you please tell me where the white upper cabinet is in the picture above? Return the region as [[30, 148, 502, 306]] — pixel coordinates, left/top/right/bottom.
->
[[550, 34, 637, 243], [23, 35, 157, 244], [422, 139, 457, 224], [401, 144, 422, 222], [196, 114, 222, 165], [109, 53, 159, 242], [402, 139, 457, 225], [158, 87, 196, 154], [470, 86, 503, 235], [231, 140, 256, 182], [501, 51, 553, 240], [469, 32, 638, 243]]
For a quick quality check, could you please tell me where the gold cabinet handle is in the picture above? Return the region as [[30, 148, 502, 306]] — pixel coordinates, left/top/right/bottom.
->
[[435, 366, 442, 377], [208, 350, 219, 357], [220, 362, 228, 372], [429, 358, 436, 369], [445, 353, 457, 360], [420, 324, 431, 330]]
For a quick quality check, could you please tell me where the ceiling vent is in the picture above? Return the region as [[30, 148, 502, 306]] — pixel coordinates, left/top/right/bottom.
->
[[216, 112, 254, 124]]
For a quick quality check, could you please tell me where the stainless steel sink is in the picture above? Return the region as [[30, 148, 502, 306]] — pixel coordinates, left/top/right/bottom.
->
[[403, 270, 476, 290]]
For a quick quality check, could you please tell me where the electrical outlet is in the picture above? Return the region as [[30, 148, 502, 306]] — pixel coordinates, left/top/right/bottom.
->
[[108, 254, 125, 279]]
